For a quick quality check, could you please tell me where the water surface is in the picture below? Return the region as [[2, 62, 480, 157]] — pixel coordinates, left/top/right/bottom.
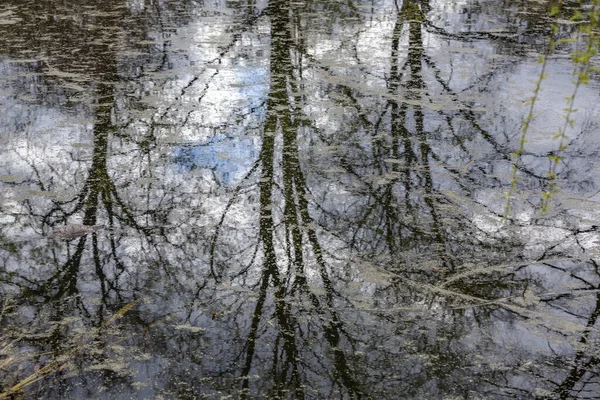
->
[[1, 0, 600, 398]]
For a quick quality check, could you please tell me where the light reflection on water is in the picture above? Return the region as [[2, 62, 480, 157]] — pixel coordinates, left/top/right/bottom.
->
[[172, 136, 259, 185]]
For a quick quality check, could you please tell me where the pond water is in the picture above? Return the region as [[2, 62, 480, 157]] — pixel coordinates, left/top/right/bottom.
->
[[1, 0, 600, 398]]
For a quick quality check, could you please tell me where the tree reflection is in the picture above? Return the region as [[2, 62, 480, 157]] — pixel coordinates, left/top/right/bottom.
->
[[229, 0, 365, 397], [1, 0, 600, 398], [0, 0, 192, 395]]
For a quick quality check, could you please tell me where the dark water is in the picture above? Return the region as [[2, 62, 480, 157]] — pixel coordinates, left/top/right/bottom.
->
[[1, 0, 600, 398]]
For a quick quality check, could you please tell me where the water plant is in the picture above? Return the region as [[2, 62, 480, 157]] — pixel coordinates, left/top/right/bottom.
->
[[504, 1, 600, 218], [0, 299, 141, 399]]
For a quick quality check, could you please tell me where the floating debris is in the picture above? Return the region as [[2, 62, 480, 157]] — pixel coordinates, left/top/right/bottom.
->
[[50, 224, 100, 239]]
